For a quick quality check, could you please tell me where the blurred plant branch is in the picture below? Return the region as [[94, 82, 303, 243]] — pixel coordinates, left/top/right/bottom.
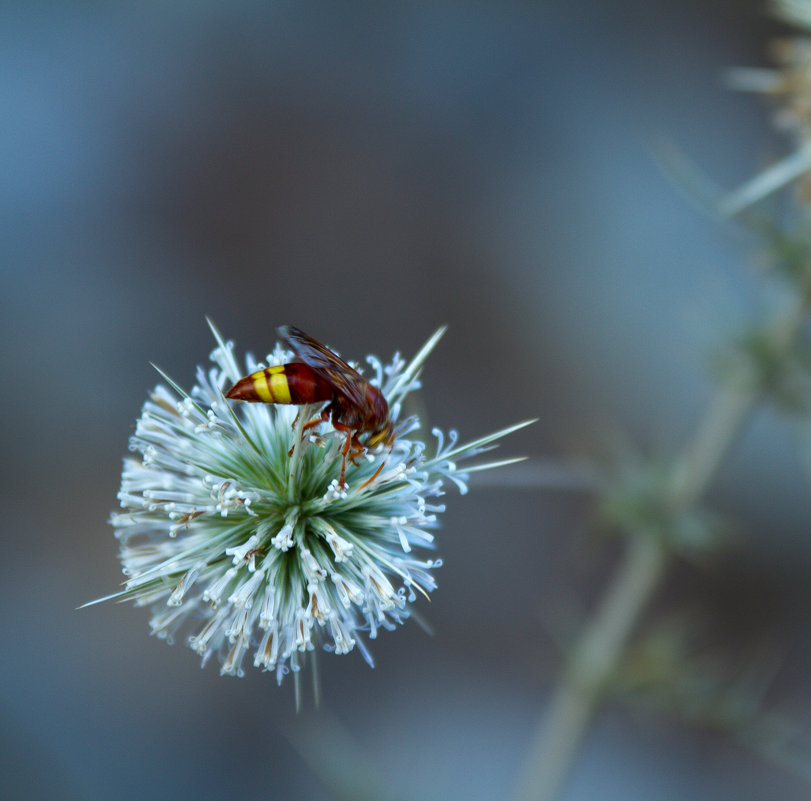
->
[[514, 237, 811, 801], [614, 617, 811, 785], [513, 3, 811, 798]]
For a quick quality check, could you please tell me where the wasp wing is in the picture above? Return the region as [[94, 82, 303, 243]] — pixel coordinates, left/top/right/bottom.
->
[[278, 325, 371, 411]]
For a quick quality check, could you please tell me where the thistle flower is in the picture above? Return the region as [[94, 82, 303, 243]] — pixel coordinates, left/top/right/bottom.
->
[[92, 321, 530, 689]]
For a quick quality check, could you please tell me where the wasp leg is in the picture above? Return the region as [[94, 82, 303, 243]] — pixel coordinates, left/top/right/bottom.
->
[[339, 429, 355, 487], [288, 406, 331, 457], [358, 459, 386, 490], [328, 422, 358, 488], [303, 407, 331, 432], [290, 408, 301, 430], [357, 440, 395, 490], [348, 436, 365, 466], [339, 435, 369, 486]]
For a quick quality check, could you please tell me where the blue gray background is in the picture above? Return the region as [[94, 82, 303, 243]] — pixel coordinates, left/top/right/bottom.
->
[[3, 1, 811, 799]]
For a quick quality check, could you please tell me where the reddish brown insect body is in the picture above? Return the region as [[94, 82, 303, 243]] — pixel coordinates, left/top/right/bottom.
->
[[225, 326, 394, 486]]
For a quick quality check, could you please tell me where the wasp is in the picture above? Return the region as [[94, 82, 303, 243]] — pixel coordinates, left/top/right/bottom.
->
[[225, 326, 394, 487]]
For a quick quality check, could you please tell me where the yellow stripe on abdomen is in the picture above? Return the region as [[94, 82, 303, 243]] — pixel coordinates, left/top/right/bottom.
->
[[269, 368, 291, 403], [251, 365, 292, 404], [251, 372, 273, 402]]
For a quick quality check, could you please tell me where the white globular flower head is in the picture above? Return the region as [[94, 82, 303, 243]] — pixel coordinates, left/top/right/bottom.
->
[[96, 321, 531, 687]]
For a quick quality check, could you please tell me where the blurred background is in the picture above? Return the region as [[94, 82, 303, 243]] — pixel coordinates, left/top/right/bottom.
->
[[3, 0, 811, 799]]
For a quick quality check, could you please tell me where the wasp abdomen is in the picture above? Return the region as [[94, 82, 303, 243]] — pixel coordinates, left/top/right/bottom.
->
[[225, 363, 334, 405]]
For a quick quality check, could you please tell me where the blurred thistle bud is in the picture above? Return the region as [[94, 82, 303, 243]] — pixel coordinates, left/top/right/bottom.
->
[[721, 0, 811, 213]]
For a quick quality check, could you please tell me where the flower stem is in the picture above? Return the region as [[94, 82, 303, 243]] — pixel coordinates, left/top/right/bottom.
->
[[513, 532, 667, 801], [513, 278, 811, 801]]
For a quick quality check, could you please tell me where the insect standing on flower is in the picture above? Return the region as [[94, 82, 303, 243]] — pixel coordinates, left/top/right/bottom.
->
[[225, 326, 395, 487]]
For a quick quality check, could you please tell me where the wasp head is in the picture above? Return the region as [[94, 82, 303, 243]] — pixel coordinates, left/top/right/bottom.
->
[[366, 418, 395, 448]]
